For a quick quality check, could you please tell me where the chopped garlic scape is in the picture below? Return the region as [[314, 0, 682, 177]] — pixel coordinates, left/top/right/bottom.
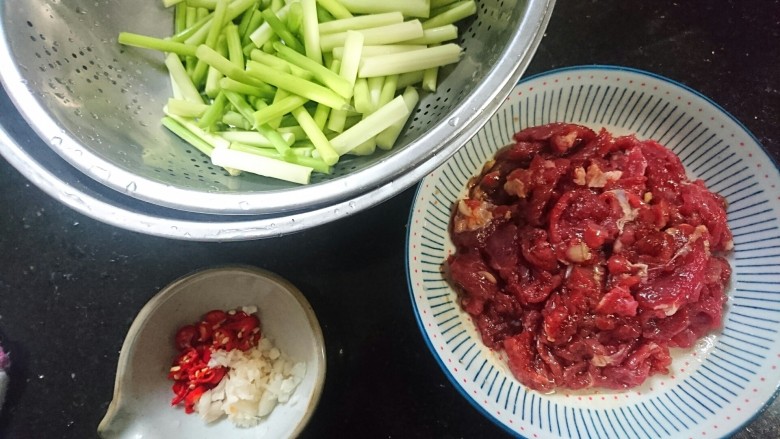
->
[[119, 0, 477, 184]]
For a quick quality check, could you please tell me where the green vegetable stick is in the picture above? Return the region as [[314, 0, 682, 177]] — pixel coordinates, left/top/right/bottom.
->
[[117, 32, 198, 58], [421, 43, 440, 92], [223, 90, 258, 123], [337, 0, 431, 18], [278, 124, 306, 140], [198, 91, 228, 130], [376, 86, 418, 149], [331, 95, 409, 155], [352, 78, 372, 114], [358, 43, 461, 77], [312, 58, 340, 129], [312, 101, 331, 130], [337, 30, 364, 87], [162, 116, 214, 156], [224, 96, 290, 156], [175, 4, 188, 34], [184, 16, 214, 47], [253, 94, 308, 126], [165, 112, 231, 150], [164, 53, 204, 103], [185, 5, 197, 29], [166, 98, 209, 118], [248, 3, 291, 47], [431, 0, 459, 7], [316, 3, 336, 22], [319, 20, 424, 52], [245, 60, 350, 110], [332, 44, 424, 59], [242, 41, 256, 57], [326, 40, 357, 133], [396, 70, 424, 89], [349, 137, 376, 156], [422, 66, 438, 92], [250, 50, 314, 79], [287, 2, 304, 34], [402, 24, 458, 45], [192, 0, 230, 86], [219, 77, 275, 98], [237, 1, 259, 36], [326, 106, 348, 133], [218, 130, 295, 147], [164, 0, 186, 8], [291, 106, 339, 166], [288, 145, 316, 157], [211, 146, 313, 184], [378, 74, 398, 106], [225, 23, 245, 68], [261, 9, 305, 54], [230, 142, 331, 174], [266, 87, 289, 128], [205, 36, 227, 99], [423, 0, 476, 29], [273, 42, 353, 99], [316, 0, 353, 19], [181, 0, 256, 46], [318, 12, 403, 34], [301, 0, 322, 64], [196, 44, 267, 88], [430, 0, 470, 17], [222, 111, 252, 129], [224, 91, 291, 155], [250, 49, 293, 71], [172, 8, 208, 43], [241, 7, 265, 46], [187, 0, 218, 9], [367, 76, 384, 110]]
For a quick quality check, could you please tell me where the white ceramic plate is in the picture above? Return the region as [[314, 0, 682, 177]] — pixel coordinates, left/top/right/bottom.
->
[[406, 65, 780, 438]]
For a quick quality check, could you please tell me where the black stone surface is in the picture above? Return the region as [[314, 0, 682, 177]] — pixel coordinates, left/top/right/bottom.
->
[[0, 0, 778, 438]]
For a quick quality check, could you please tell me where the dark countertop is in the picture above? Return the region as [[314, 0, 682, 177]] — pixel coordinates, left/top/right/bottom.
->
[[0, 0, 778, 438]]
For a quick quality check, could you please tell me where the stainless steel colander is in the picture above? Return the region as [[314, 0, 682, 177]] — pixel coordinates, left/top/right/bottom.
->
[[0, 0, 554, 238]]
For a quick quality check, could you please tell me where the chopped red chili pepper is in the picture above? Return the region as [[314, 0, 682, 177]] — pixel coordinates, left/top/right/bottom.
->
[[174, 325, 198, 351], [168, 307, 263, 413], [203, 309, 228, 325]]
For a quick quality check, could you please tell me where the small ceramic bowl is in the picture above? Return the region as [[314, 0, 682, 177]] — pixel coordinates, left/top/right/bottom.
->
[[98, 265, 326, 438]]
